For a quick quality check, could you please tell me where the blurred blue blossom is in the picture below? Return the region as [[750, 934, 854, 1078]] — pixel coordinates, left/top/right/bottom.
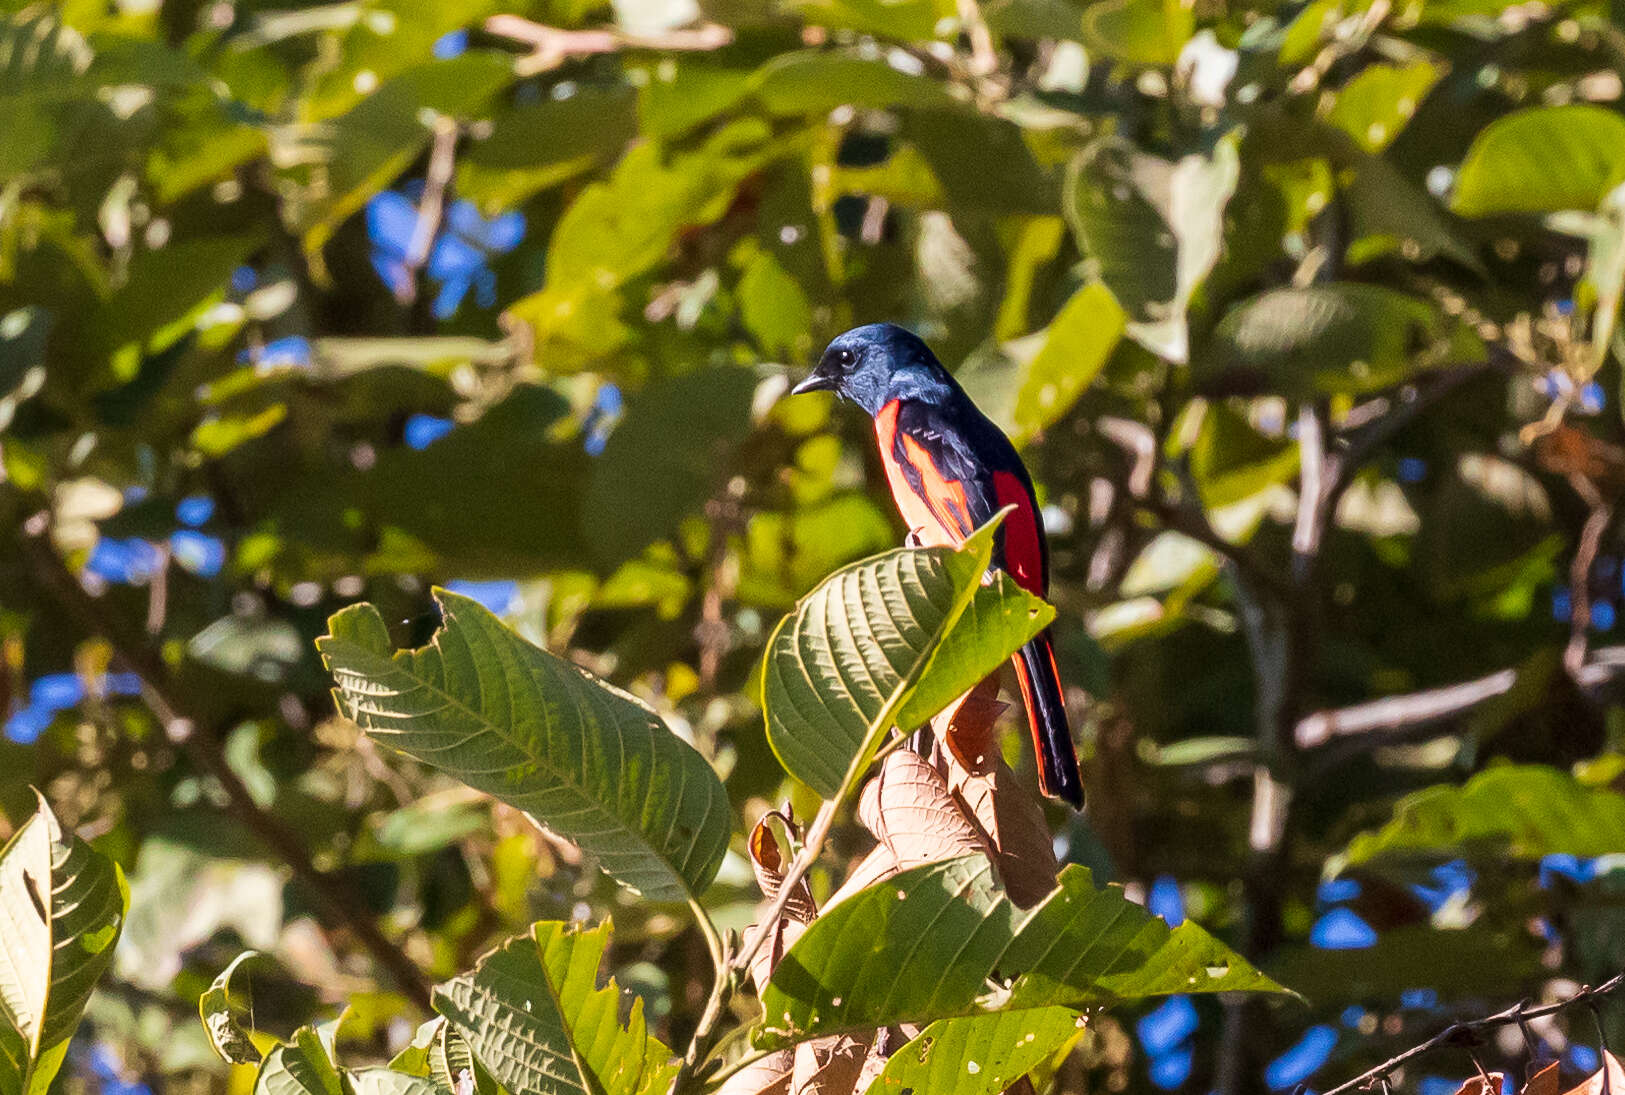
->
[[1568, 1045, 1600, 1073], [429, 201, 525, 318], [1310, 908, 1377, 949], [1419, 1078, 1464, 1095], [1579, 381, 1605, 414], [1411, 859, 1473, 911], [1553, 586, 1573, 623], [1147, 1041, 1193, 1090], [1400, 988, 1439, 1010], [405, 414, 456, 450], [1397, 457, 1427, 484], [230, 265, 258, 294], [1266, 1025, 1337, 1090], [1540, 854, 1600, 888], [1593, 600, 1617, 631], [1137, 996, 1198, 1057], [238, 336, 312, 370], [87, 537, 164, 584], [433, 29, 468, 58], [1340, 1005, 1367, 1028], [176, 495, 214, 527], [6, 672, 141, 743], [1148, 875, 1185, 926], [1317, 877, 1360, 905], [84, 1042, 152, 1095], [170, 530, 226, 577], [367, 188, 525, 319], [445, 580, 518, 615], [584, 383, 623, 456]]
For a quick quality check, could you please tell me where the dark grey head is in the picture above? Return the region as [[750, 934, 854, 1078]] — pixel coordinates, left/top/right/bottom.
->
[[791, 323, 954, 416]]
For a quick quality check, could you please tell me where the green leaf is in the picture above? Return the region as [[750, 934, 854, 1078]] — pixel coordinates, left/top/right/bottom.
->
[[1011, 283, 1125, 440], [200, 951, 264, 1065], [581, 367, 761, 568], [252, 1035, 342, 1095], [1198, 282, 1484, 396], [346, 1069, 445, 1095], [1327, 61, 1442, 153], [751, 51, 961, 115], [1452, 105, 1625, 217], [0, 797, 128, 1095], [1339, 764, 1625, 867], [760, 522, 1052, 798], [1081, 0, 1194, 66], [864, 1007, 1086, 1095], [435, 921, 676, 1095], [1064, 134, 1237, 361], [457, 88, 638, 210], [318, 590, 731, 902], [757, 856, 1284, 1047]]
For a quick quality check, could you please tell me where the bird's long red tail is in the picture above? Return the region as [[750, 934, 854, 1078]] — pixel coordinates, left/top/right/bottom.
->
[[1012, 629, 1083, 808]]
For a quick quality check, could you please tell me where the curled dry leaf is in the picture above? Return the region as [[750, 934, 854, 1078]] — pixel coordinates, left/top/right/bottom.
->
[[715, 1052, 793, 1095], [1561, 1050, 1625, 1095], [826, 750, 985, 908], [931, 739, 1060, 910], [1454, 1073, 1504, 1095], [745, 812, 816, 996], [792, 1032, 875, 1095], [1524, 1061, 1560, 1095], [934, 673, 1007, 777]]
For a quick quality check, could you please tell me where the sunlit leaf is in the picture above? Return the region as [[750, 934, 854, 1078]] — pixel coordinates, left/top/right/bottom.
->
[[200, 951, 264, 1065], [1452, 105, 1625, 217]]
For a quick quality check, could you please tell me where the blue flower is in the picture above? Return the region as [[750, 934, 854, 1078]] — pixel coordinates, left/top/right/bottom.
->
[[237, 337, 312, 370], [1310, 908, 1377, 950], [176, 495, 215, 527], [1540, 854, 1599, 888], [427, 201, 525, 318], [1147, 1042, 1193, 1090], [584, 383, 623, 456], [170, 530, 226, 578], [230, 266, 258, 294], [1137, 996, 1198, 1057], [1553, 586, 1573, 622], [6, 673, 85, 743], [405, 414, 456, 450], [444, 580, 518, 615], [1593, 600, 1617, 631], [367, 189, 421, 297], [1340, 1005, 1367, 1028], [1317, 877, 1360, 905], [433, 29, 468, 58], [1568, 1045, 1600, 1073], [1148, 875, 1185, 926], [87, 538, 164, 584], [1411, 859, 1473, 911], [1400, 988, 1438, 1010], [1265, 1025, 1337, 1090], [1397, 457, 1427, 484], [1579, 381, 1605, 414]]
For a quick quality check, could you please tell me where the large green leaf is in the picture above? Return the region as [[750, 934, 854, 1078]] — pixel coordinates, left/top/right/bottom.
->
[[1198, 282, 1484, 396], [1081, 0, 1194, 65], [760, 522, 1052, 797], [318, 589, 730, 902], [864, 1007, 1085, 1095], [1452, 105, 1625, 217], [252, 1029, 342, 1095], [1338, 764, 1625, 867], [435, 921, 676, 1095], [756, 856, 1284, 1047], [0, 798, 128, 1095], [1011, 283, 1125, 441]]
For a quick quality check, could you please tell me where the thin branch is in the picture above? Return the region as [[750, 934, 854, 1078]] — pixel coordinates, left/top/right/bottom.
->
[[483, 14, 732, 75], [397, 115, 458, 307], [18, 528, 433, 1010], [1295, 668, 1519, 749], [1567, 492, 1614, 677], [1321, 972, 1625, 1095]]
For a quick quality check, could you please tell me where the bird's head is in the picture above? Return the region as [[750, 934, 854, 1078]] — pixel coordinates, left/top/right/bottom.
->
[[792, 323, 951, 416]]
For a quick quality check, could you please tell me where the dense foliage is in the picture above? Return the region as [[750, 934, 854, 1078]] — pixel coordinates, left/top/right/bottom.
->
[[3, 0, 1625, 1088]]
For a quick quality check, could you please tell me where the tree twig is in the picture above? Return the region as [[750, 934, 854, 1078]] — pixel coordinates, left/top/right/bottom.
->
[[1321, 972, 1625, 1095], [1295, 668, 1520, 749], [397, 115, 458, 307], [482, 14, 732, 75], [17, 527, 434, 1010]]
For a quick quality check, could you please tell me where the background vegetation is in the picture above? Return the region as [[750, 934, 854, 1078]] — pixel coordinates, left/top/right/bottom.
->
[[3, 0, 1625, 1087]]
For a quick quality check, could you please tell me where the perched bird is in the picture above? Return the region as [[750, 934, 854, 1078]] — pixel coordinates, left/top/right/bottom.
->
[[791, 323, 1084, 808]]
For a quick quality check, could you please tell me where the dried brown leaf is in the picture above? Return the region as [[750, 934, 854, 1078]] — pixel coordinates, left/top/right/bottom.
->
[[1561, 1050, 1625, 1095], [934, 742, 1060, 909], [1454, 1073, 1504, 1095], [935, 673, 1008, 777], [792, 1033, 874, 1095], [715, 1051, 794, 1095], [745, 810, 817, 991], [1523, 1061, 1560, 1095]]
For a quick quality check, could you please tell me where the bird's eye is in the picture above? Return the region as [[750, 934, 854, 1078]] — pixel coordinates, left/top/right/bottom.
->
[[833, 349, 856, 368]]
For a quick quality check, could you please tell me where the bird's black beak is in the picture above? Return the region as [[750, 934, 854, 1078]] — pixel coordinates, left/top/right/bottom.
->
[[790, 369, 837, 396]]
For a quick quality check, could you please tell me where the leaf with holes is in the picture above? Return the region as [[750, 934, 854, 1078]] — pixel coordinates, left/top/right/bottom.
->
[[200, 950, 263, 1065], [434, 921, 676, 1095], [864, 1007, 1086, 1095], [756, 855, 1285, 1048], [319, 589, 730, 902]]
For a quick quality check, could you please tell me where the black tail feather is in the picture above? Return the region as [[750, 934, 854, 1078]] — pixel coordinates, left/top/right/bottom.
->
[[1014, 630, 1084, 809]]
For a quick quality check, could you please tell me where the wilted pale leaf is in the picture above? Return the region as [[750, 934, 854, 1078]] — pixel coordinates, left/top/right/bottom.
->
[[200, 951, 263, 1065]]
